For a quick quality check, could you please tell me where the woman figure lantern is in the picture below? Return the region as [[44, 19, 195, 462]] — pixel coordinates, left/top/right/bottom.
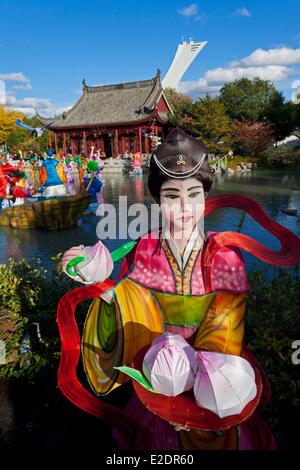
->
[[57, 128, 300, 450]]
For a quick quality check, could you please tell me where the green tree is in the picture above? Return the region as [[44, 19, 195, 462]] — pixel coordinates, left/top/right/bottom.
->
[[219, 77, 277, 122], [264, 91, 300, 143], [163, 87, 193, 129], [188, 95, 233, 154]]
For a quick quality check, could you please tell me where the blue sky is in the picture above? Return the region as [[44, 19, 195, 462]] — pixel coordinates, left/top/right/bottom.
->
[[0, 0, 300, 116]]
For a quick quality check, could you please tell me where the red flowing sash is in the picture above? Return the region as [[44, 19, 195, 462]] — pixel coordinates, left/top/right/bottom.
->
[[57, 194, 300, 435], [202, 194, 300, 290], [57, 279, 143, 444]]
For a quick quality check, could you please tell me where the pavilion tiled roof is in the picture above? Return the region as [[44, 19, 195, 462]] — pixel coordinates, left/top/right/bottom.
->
[[37, 70, 171, 129]]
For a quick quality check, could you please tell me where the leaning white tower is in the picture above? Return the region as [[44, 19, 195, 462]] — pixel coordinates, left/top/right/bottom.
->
[[162, 39, 207, 89]]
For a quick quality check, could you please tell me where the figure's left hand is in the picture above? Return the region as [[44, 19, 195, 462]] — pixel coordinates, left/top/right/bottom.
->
[[61, 241, 114, 284]]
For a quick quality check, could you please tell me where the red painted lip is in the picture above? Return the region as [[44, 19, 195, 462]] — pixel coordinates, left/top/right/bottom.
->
[[178, 214, 193, 223]]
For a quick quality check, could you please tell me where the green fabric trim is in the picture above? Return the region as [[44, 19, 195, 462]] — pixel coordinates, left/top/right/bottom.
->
[[97, 300, 118, 353], [151, 291, 216, 327]]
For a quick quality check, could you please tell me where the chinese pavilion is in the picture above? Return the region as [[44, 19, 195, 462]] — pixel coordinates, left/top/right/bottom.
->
[[38, 70, 173, 157]]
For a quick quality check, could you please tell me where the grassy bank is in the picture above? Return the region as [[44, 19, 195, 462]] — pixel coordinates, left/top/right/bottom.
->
[[211, 148, 300, 170]]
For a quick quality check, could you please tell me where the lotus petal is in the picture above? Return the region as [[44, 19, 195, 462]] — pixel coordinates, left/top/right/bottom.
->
[[142, 333, 197, 396], [193, 351, 257, 418], [62, 241, 113, 284]]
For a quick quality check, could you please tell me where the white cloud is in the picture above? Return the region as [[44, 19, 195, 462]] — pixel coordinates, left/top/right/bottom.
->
[[1, 71, 70, 116], [194, 13, 208, 23], [232, 7, 251, 17], [11, 107, 36, 115], [232, 47, 300, 67], [12, 83, 33, 91], [0, 72, 30, 82], [178, 3, 198, 17], [5, 94, 71, 117], [179, 63, 292, 98], [0, 80, 5, 104], [178, 79, 220, 96], [292, 79, 300, 89], [55, 105, 72, 116], [204, 65, 291, 84], [178, 46, 300, 98]]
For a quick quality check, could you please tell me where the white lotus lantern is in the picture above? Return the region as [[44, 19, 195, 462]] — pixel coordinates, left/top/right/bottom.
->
[[142, 333, 198, 396], [193, 350, 257, 418]]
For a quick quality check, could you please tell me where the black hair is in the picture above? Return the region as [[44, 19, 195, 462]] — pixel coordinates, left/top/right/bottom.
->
[[148, 154, 213, 202]]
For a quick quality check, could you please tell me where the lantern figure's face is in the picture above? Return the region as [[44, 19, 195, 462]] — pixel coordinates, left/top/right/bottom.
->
[[160, 177, 205, 238]]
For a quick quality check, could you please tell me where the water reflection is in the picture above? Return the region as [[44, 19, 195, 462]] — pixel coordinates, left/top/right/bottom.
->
[[0, 169, 299, 272]]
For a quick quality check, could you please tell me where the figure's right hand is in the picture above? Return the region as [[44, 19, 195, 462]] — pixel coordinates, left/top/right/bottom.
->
[[61, 241, 114, 284]]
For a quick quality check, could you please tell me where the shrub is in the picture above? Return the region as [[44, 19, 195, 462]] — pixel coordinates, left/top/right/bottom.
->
[[260, 147, 300, 167], [0, 255, 77, 380], [246, 263, 300, 448]]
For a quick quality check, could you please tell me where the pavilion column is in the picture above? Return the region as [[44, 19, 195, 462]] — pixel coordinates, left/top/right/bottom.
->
[[130, 134, 134, 152], [134, 130, 138, 152], [99, 136, 104, 153], [120, 136, 124, 155], [48, 132, 52, 149], [82, 131, 87, 154], [63, 132, 67, 153], [118, 134, 122, 154], [145, 130, 150, 153], [87, 137, 91, 155], [54, 133, 58, 154], [135, 132, 139, 153], [115, 129, 119, 157], [138, 127, 142, 154], [110, 135, 114, 158], [71, 138, 75, 156]]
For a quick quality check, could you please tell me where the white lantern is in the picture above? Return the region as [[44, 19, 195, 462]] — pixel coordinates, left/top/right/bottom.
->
[[142, 333, 198, 396], [193, 350, 257, 418]]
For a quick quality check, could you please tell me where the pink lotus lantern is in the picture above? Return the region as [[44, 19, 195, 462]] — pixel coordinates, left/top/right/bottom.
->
[[142, 333, 197, 396], [61, 241, 113, 284]]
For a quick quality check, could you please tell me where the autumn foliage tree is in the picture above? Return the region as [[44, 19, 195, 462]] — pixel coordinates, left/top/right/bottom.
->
[[0, 105, 24, 144], [6, 115, 50, 151], [232, 120, 274, 156]]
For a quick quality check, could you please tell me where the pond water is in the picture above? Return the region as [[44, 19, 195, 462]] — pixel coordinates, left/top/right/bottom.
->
[[0, 169, 299, 273]]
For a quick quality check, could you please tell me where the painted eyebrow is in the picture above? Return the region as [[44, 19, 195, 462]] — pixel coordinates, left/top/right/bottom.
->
[[161, 187, 180, 192], [161, 185, 203, 192], [187, 186, 203, 191]]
